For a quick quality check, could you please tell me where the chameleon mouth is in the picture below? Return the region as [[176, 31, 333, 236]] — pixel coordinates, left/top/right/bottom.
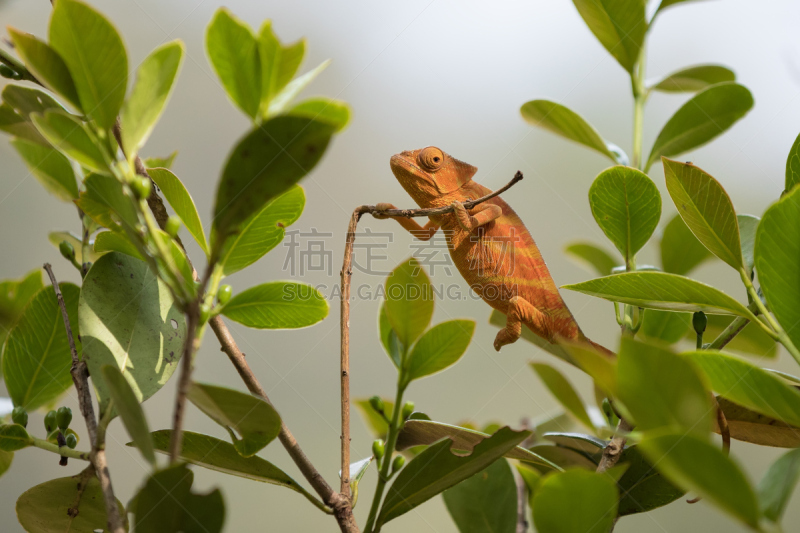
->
[[389, 153, 419, 175]]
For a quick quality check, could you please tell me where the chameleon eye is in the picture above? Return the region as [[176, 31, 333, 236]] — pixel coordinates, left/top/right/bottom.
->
[[418, 147, 444, 171]]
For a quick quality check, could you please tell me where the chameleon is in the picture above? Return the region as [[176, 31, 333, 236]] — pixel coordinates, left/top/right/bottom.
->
[[374, 146, 613, 357]]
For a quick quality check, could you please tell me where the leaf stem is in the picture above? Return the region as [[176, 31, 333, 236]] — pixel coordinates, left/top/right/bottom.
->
[[30, 436, 91, 461], [740, 269, 800, 364], [364, 380, 407, 533], [631, 44, 648, 172]]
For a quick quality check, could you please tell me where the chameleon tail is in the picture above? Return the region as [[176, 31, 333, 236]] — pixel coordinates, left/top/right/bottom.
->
[[582, 337, 616, 359]]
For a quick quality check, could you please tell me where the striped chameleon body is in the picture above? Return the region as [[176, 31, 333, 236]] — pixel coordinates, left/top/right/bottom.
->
[[375, 146, 613, 357]]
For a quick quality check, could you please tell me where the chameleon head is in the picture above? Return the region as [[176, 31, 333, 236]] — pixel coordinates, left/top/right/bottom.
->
[[389, 146, 477, 206]]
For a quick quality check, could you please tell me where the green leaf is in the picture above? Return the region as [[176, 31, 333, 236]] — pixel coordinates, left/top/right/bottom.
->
[[147, 168, 208, 255], [0, 424, 31, 451], [17, 477, 127, 533], [93, 231, 145, 261], [212, 116, 336, 240], [288, 98, 351, 131], [561, 342, 617, 395], [660, 213, 713, 275], [755, 186, 800, 352], [257, 21, 304, 114], [654, 0, 711, 19], [650, 64, 736, 93], [221, 281, 328, 329], [617, 338, 712, 435], [385, 258, 434, 348], [646, 83, 753, 171], [355, 398, 393, 439], [663, 158, 742, 270], [217, 185, 304, 275], [0, 450, 13, 478], [532, 469, 618, 533], [267, 60, 330, 115], [187, 382, 281, 457], [379, 303, 403, 368], [31, 110, 110, 173], [638, 431, 759, 527], [133, 464, 224, 533], [564, 241, 620, 276], [101, 365, 155, 465], [395, 420, 556, 469], [489, 309, 573, 363], [717, 396, 800, 448], [3, 284, 79, 411], [7, 28, 81, 110], [48, 232, 94, 264], [758, 447, 800, 522], [2, 85, 66, 120], [206, 8, 261, 119], [690, 314, 776, 358], [529, 444, 596, 470], [0, 268, 43, 348], [143, 151, 177, 170], [531, 363, 594, 431], [683, 350, 800, 427], [563, 271, 758, 320], [405, 320, 475, 383], [542, 432, 605, 455], [571, 0, 646, 73], [520, 100, 617, 162], [616, 445, 685, 516], [443, 459, 517, 533], [76, 173, 139, 231], [0, 103, 48, 145], [588, 166, 661, 262], [120, 40, 184, 157], [785, 131, 800, 193], [146, 430, 308, 495], [378, 427, 531, 526], [640, 309, 691, 344], [79, 252, 185, 412], [10, 138, 77, 201], [49, 0, 128, 129], [737, 214, 759, 278]]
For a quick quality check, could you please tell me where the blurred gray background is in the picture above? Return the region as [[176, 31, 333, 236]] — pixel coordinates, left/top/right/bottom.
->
[[2, 0, 800, 531]]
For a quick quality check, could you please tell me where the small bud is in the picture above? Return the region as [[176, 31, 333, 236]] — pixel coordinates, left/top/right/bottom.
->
[[601, 398, 618, 426], [372, 439, 385, 460], [56, 407, 72, 431], [199, 305, 211, 324], [44, 410, 58, 433], [165, 216, 181, 238], [401, 401, 415, 420], [59, 241, 75, 261], [131, 177, 152, 200], [692, 312, 707, 336], [368, 395, 385, 415], [0, 64, 17, 79], [65, 433, 78, 449], [391, 455, 405, 473], [217, 284, 233, 306], [11, 406, 27, 428]]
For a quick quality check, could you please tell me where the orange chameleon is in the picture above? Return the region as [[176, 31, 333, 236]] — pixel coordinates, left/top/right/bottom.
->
[[375, 146, 613, 357]]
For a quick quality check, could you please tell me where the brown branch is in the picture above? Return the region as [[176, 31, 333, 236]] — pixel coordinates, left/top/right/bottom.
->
[[596, 417, 633, 473], [43, 264, 125, 533], [167, 305, 200, 462]]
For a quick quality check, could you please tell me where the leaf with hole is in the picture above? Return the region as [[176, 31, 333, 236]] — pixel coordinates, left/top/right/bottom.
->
[[646, 83, 753, 171], [589, 166, 661, 262], [49, 0, 128, 129], [187, 382, 281, 457], [79, 252, 185, 412], [520, 100, 617, 162], [3, 284, 79, 411]]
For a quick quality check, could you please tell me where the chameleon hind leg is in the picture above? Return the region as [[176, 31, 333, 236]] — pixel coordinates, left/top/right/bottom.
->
[[493, 296, 555, 351]]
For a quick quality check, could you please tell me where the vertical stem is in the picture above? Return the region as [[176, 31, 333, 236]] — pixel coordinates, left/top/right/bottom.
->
[[364, 383, 406, 533], [631, 44, 647, 172], [740, 269, 800, 364]]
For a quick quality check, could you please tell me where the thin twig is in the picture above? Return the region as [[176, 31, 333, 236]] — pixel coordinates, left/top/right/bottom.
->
[[167, 306, 199, 462], [43, 264, 125, 533], [596, 418, 633, 473], [516, 418, 533, 533]]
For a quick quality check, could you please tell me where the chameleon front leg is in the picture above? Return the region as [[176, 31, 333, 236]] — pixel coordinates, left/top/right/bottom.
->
[[373, 202, 440, 241], [493, 296, 556, 351], [452, 201, 503, 231]]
